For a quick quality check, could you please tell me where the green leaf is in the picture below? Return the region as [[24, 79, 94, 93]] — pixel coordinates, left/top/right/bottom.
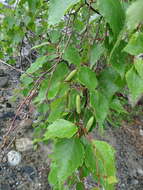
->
[[48, 168, 67, 190], [26, 56, 48, 73], [85, 140, 117, 190], [124, 32, 143, 55], [126, 67, 143, 106], [85, 142, 97, 174], [78, 66, 98, 91], [97, 0, 125, 37], [49, 30, 61, 43], [49, 138, 84, 183], [90, 90, 109, 124], [33, 78, 49, 104], [80, 164, 90, 178], [20, 74, 33, 86], [134, 58, 143, 79], [76, 182, 85, 190], [107, 176, 118, 184], [48, 0, 80, 25], [98, 67, 121, 99], [48, 96, 66, 122], [110, 98, 127, 114], [63, 45, 81, 66], [44, 119, 78, 139], [48, 162, 59, 186], [92, 140, 117, 190], [68, 89, 79, 110], [110, 40, 127, 78], [31, 42, 50, 50], [48, 62, 69, 99], [90, 43, 104, 68], [126, 0, 143, 31]]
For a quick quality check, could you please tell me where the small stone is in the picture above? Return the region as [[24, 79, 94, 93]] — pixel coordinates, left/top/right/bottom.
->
[[0, 76, 9, 88], [2, 156, 7, 163], [139, 129, 143, 136], [15, 138, 33, 152], [7, 150, 21, 166], [19, 119, 33, 128], [131, 179, 139, 185], [130, 169, 137, 177], [137, 168, 143, 176], [22, 165, 36, 180]]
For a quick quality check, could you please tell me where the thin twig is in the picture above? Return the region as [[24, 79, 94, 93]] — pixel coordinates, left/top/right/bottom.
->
[[0, 59, 24, 73], [0, 58, 37, 79], [93, 17, 103, 45], [24, 56, 32, 64], [85, 0, 101, 15]]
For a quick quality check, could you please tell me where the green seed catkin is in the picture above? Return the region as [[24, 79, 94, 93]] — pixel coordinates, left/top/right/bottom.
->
[[76, 95, 81, 114], [64, 69, 77, 82], [86, 116, 94, 132]]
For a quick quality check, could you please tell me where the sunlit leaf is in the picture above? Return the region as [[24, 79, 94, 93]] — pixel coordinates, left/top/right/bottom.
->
[[26, 56, 48, 73], [85, 140, 117, 190], [44, 119, 78, 139], [124, 32, 143, 55], [49, 138, 84, 184], [97, 0, 125, 37], [48, 0, 80, 25], [134, 58, 143, 79], [126, 0, 143, 31]]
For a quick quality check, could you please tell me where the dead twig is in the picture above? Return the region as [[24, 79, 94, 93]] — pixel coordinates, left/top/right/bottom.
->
[[0, 59, 24, 73]]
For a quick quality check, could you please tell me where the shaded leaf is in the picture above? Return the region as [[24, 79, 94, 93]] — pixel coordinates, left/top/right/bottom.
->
[[110, 40, 127, 78], [90, 90, 109, 124], [48, 62, 69, 99], [126, 67, 143, 106], [48, 96, 66, 122], [98, 67, 122, 99], [90, 43, 104, 68], [63, 46, 81, 66], [76, 182, 85, 190], [78, 66, 98, 91], [33, 78, 49, 104]]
